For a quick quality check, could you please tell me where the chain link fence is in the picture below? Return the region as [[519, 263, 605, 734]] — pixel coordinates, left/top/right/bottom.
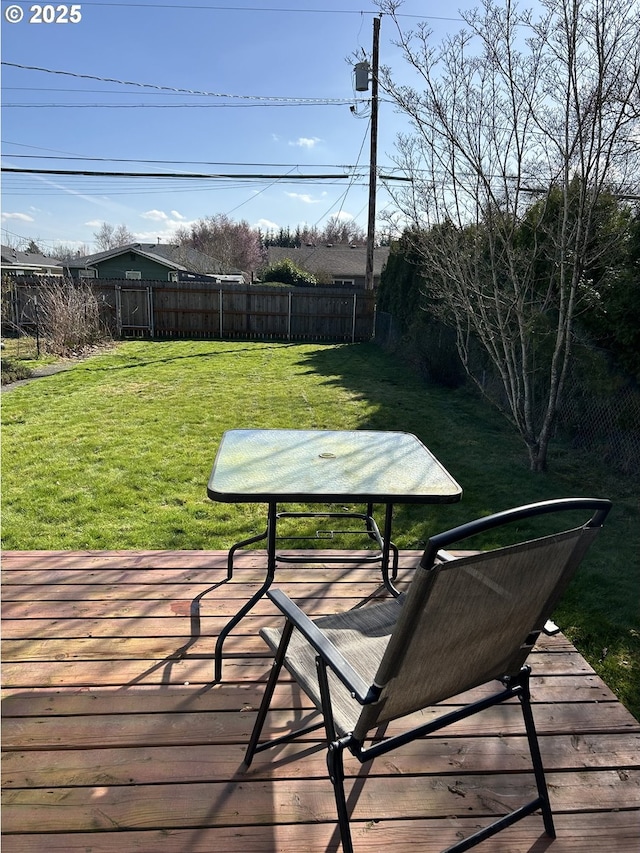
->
[[558, 368, 640, 476], [375, 310, 640, 476]]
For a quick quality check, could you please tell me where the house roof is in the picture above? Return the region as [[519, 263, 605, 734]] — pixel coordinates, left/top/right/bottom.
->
[[67, 243, 241, 275], [265, 245, 390, 278], [1, 244, 64, 271]]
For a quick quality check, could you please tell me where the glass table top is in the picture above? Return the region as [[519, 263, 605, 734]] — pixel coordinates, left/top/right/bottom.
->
[[208, 429, 462, 503]]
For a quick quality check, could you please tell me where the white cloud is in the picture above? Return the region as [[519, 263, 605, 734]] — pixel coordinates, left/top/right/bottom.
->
[[1, 212, 35, 223], [132, 221, 197, 243], [85, 219, 104, 228], [141, 209, 170, 222], [136, 211, 196, 242], [285, 192, 321, 204], [254, 218, 279, 230], [133, 229, 184, 242], [289, 137, 321, 149], [141, 209, 189, 226]]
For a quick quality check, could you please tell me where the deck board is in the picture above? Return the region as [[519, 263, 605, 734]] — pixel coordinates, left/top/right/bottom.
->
[[2, 550, 639, 852]]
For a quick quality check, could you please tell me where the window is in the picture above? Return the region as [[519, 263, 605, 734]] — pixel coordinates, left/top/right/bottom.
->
[[333, 278, 355, 287], [125, 270, 142, 280], [168, 271, 178, 282], [78, 269, 96, 279]]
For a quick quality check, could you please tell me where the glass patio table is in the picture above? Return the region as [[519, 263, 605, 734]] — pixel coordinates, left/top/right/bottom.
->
[[207, 428, 462, 680]]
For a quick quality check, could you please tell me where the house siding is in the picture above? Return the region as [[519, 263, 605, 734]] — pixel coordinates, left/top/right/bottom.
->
[[85, 252, 174, 281]]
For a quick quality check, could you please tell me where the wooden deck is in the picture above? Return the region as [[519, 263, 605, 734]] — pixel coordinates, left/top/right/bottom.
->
[[2, 550, 639, 852]]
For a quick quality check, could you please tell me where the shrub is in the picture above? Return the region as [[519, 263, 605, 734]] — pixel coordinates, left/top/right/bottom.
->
[[261, 258, 317, 286], [37, 279, 111, 357], [1, 356, 32, 385]]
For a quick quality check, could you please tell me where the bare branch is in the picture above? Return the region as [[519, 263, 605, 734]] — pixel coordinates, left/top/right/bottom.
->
[[379, 0, 639, 470]]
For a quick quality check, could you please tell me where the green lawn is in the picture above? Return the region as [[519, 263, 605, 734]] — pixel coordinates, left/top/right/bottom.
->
[[2, 339, 638, 717]]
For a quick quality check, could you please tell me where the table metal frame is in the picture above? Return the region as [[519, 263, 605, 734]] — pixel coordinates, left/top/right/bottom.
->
[[225, 502, 398, 576], [207, 429, 462, 681]]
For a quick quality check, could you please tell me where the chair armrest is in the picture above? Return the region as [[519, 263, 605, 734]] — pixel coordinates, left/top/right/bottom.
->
[[422, 498, 612, 569], [267, 588, 380, 705]]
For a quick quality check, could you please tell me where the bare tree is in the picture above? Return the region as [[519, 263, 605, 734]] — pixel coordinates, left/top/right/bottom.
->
[[378, 0, 640, 470], [93, 222, 135, 252], [51, 243, 92, 262], [176, 214, 265, 273], [322, 215, 366, 245]]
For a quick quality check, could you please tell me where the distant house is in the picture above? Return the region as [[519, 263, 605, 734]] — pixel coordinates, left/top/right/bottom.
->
[[265, 245, 390, 289], [1, 245, 64, 277], [66, 243, 245, 283]]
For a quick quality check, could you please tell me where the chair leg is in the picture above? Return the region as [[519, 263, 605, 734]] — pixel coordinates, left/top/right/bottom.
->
[[327, 738, 354, 853], [519, 673, 556, 838], [244, 620, 294, 767], [316, 659, 355, 853]]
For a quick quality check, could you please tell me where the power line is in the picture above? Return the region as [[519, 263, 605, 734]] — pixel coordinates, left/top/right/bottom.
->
[[0, 2, 463, 21], [3, 153, 369, 168], [0, 148, 533, 180], [1, 62, 359, 104], [2, 141, 373, 171], [2, 87, 209, 95], [2, 166, 367, 180], [3, 102, 350, 109], [306, 117, 371, 236], [224, 168, 299, 217], [2, 86, 348, 101], [2, 166, 411, 182], [2, 184, 372, 196]]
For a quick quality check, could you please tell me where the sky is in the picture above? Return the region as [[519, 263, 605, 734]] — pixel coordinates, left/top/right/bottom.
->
[[2, 0, 481, 254]]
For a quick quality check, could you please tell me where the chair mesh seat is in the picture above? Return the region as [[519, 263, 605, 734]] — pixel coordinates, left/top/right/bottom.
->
[[261, 597, 404, 735]]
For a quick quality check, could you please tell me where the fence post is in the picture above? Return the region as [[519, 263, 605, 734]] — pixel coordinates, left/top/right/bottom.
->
[[351, 292, 357, 343], [219, 289, 223, 339], [115, 285, 123, 337], [288, 290, 292, 341], [33, 292, 40, 356], [147, 286, 154, 338], [10, 282, 19, 332]]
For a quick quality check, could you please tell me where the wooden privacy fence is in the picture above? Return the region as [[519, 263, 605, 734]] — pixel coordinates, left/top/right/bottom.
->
[[3, 278, 376, 343]]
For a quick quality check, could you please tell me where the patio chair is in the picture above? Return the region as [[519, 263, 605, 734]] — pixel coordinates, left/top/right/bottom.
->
[[244, 497, 612, 852]]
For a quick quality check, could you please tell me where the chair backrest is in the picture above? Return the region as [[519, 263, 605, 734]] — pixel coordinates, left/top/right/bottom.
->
[[353, 498, 611, 740]]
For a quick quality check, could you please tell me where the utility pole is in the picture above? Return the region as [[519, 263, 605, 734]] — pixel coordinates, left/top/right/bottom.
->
[[355, 15, 381, 291]]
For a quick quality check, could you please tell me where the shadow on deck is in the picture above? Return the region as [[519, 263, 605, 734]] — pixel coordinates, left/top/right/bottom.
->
[[2, 550, 639, 852]]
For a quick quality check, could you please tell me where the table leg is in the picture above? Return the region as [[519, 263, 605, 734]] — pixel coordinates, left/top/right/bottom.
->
[[226, 527, 269, 579], [382, 503, 401, 596], [214, 502, 277, 682], [365, 502, 377, 540]]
